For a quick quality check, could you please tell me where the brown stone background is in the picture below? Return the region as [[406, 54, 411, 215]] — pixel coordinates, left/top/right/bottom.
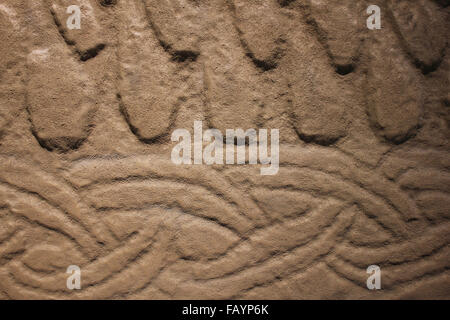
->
[[0, 0, 449, 299]]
